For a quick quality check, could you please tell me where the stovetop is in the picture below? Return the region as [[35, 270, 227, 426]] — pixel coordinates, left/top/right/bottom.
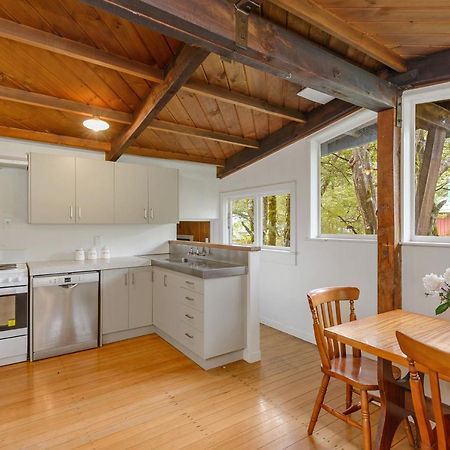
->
[[0, 263, 28, 289]]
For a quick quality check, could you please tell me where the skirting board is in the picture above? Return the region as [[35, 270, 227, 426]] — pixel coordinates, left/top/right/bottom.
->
[[260, 317, 315, 344], [102, 325, 155, 345]]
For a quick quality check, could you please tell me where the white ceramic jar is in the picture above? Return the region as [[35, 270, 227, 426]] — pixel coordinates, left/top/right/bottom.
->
[[100, 247, 111, 259], [87, 247, 98, 260], [75, 249, 85, 261]]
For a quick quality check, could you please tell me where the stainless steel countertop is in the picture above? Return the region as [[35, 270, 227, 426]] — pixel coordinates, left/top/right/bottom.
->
[[150, 256, 247, 279]]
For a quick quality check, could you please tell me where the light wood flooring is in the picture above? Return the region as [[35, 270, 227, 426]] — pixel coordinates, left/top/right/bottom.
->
[[0, 326, 412, 449]]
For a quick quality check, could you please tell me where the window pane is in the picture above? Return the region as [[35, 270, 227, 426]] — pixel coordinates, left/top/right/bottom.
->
[[230, 198, 255, 245], [262, 194, 291, 247], [415, 102, 450, 236], [320, 121, 377, 235]]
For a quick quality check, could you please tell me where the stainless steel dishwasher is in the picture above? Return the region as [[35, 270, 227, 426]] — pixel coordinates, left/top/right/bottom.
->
[[31, 271, 99, 360]]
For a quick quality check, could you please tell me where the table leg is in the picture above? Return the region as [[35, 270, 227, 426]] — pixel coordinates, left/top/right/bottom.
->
[[375, 358, 408, 450]]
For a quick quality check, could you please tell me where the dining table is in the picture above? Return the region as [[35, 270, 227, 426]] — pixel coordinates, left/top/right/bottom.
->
[[324, 309, 450, 450]]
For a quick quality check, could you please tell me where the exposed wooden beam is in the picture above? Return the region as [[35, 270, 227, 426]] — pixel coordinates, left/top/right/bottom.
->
[[108, 45, 209, 161], [0, 85, 256, 148], [150, 119, 259, 148], [416, 103, 450, 132], [182, 81, 305, 123], [0, 17, 163, 82], [81, 0, 399, 111], [268, 0, 406, 73], [0, 85, 132, 124], [377, 108, 401, 313], [0, 125, 224, 166], [217, 99, 359, 177], [391, 49, 450, 89]]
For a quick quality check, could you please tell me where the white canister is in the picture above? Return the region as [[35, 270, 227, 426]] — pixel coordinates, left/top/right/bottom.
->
[[100, 247, 111, 259], [75, 249, 85, 261], [87, 247, 98, 260]]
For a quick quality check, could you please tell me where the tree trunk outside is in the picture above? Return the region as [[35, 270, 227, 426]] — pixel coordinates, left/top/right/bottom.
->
[[350, 145, 377, 234]]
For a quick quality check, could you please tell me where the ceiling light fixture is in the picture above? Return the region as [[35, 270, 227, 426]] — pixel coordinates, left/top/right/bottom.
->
[[83, 117, 110, 132], [297, 88, 334, 105]]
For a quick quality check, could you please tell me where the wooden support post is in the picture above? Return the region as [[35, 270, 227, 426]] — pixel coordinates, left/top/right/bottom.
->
[[377, 108, 402, 313]]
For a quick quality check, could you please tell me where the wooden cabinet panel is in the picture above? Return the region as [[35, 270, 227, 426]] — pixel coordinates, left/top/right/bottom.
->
[[102, 269, 129, 334], [148, 166, 179, 224], [129, 267, 153, 329], [29, 153, 76, 224], [114, 163, 148, 224], [75, 158, 114, 224]]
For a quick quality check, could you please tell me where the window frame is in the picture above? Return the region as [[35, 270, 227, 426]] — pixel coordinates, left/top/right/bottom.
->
[[221, 182, 296, 252], [310, 109, 378, 241], [402, 82, 450, 244]]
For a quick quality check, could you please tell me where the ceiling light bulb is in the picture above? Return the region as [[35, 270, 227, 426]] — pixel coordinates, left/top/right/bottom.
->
[[83, 117, 110, 132]]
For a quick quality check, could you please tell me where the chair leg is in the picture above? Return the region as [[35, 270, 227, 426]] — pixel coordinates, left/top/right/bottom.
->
[[346, 383, 353, 409], [360, 390, 372, 450], [308, 374, 330, 435]]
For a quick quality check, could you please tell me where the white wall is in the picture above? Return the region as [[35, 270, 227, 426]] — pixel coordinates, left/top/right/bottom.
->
[[0, 137, 219, 263], [219, 109, 450, 344], [219, 133, 378, 343]]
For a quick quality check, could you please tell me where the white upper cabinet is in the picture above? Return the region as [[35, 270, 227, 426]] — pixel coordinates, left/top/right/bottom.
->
[[29, 153, 76, 224], [114, 163, 149, 224], [148, 166, 179, 224], [75, 158, 114, 224]]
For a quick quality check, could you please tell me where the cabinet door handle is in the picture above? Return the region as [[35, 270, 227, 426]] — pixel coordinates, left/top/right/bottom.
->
[[185, 296, 194, 302], [151, 270, 154, 282], [78, 207, 82, 219], [125, 273, 128, 286], [69, 205, 73, 220], [164, 274, 167, 287], [185, 314, 194, 319], [144, 208, 148, 219], [132, 273, 135, 285], [185, 281, 194, 286], [185, 333, 194, 339], [150, 208, 154, 220]]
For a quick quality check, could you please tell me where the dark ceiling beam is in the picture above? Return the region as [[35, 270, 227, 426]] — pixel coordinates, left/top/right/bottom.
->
[[108, 45, 209, 161], [217, 99, 359, 178], [80, 0, 399, 112]]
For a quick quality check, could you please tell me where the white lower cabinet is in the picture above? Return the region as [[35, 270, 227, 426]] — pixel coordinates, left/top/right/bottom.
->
[[102, 267, 153, 339], [152, 267, 244, 360]]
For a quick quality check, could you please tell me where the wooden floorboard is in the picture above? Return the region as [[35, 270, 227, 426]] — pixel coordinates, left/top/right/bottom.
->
[[0, 325, 411, 449]]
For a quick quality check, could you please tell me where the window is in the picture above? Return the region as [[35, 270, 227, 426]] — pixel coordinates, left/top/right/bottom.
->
[[414, 102, 450, 237], [319, 120, 378, 236], [222, 183, 294, 251]]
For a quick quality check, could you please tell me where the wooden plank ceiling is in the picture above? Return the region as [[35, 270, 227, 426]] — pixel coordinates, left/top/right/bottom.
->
[[0, 0, 449, 174]]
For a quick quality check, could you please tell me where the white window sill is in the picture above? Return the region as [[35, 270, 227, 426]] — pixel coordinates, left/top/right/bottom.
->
[[402, 240, 450, 248], [308, 236, 377, 244]]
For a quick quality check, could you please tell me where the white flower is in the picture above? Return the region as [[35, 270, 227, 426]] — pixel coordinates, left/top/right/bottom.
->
[[423, 273, 445, 293], [444, 268, 450, 285], [428, 291, 442, 303]]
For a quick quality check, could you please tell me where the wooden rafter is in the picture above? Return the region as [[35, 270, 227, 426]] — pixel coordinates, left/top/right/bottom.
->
[[0, 17, 164, 82], [268, 0, 406, 73], [109, 45, 209, 161], [217, 99, 358, 177], [0, 126, 224, 166], [183, 81, 305, 123], [0, 85, 258, 148], [80, 0, 399, 111]]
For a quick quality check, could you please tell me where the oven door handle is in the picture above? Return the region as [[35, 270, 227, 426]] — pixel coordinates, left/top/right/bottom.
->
[[0, 286, 27, 295]]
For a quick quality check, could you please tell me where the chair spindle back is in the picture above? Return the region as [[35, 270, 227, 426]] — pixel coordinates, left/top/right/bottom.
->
[[307, 287, 360, 371]]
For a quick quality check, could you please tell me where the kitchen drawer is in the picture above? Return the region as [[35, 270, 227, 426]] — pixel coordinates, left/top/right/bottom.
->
[[0, 335, 27, 359], [180, 288, 203, 312], [180, 322, 203, 357], [178, 275, 203, 294], [181, 304, 204, 332]]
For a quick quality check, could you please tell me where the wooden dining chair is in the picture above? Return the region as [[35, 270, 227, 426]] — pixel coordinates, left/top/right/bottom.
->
[[307, 286, 379, 450], [396, 331, 450, 450]]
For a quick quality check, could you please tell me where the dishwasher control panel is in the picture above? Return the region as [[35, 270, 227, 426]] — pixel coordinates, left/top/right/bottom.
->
[[32, 271, 99, 287]]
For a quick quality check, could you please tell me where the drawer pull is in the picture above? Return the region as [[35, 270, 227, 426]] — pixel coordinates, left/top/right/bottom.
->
[[185, 281, 195, 285], [185, 314, 194, 319], [185, 332, 194, 339], [185, 296, 194, 301]]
